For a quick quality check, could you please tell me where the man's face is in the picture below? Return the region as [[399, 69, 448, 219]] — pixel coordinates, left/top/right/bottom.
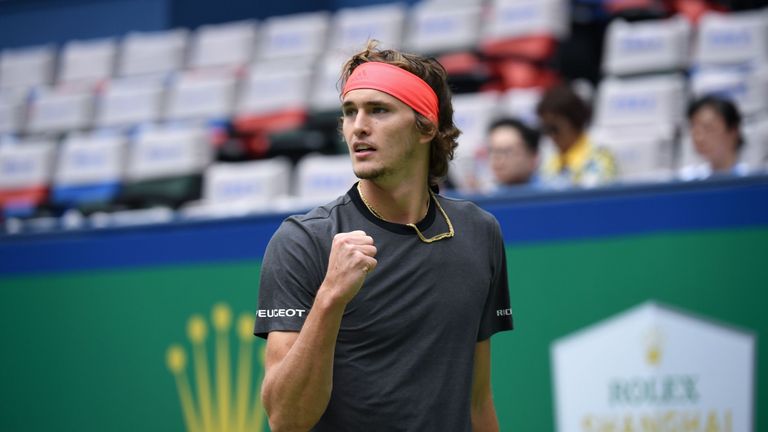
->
[[539, 112, 580, 153], [690, 106, 739, 165], [341, 88, 430, 184], [488, 126, 537, 185]]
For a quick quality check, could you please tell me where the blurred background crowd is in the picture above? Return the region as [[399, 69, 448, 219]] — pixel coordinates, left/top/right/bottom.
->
[[1, 0, 766, 234]]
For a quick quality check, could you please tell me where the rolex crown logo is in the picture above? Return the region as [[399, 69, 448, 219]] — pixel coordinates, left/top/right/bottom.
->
[[166, 303, 265, 432], [644, 327, 664, 367]]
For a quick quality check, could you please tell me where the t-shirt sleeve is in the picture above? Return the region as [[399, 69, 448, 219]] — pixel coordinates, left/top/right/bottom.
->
[[253, 217, 324, 339], [477, 217, 514, 341]]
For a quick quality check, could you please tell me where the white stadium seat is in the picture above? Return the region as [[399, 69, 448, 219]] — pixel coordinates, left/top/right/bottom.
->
[[256, 12, 330, 62], [204, 158, 292, 204], [53, 132, 126, 187], [602, 16, 691, 76], [499, 88, 543, 127], [0, 44, 55, 92], [693, 9, 768, 68], [295, 153, 357, 204], [591, 125, 675, 182], [117, 29, 189, 78], [482, 0, 569, 42], [58, 38, 117, 86], [94, 75, 166, 129], [742, 116, 768, 170], [309, 53, 347, 112], [26, 86, 95, 134], [126, 125, 212, 181], [690, 67, 768, 116], [165, 71, 237, 122], [593, 74, 687, 129], [0, 91, 25, 135], [405, 2, 482, 54], [329, 3, 406, 55], [0, 139, 56, 192], [450, 92, 500, 191], [237, 66, 312, 116], [188, 20, 257, 70]]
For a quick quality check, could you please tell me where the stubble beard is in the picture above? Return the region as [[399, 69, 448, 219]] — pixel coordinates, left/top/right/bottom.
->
[[354, 164, 390, 181]]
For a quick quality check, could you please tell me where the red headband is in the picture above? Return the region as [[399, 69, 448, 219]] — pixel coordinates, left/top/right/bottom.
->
[[342, 62, 439, 124]]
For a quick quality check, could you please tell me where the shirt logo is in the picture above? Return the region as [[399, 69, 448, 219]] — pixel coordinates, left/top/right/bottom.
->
[[257, 308, 307, 318], [496, 308, 512, 317]]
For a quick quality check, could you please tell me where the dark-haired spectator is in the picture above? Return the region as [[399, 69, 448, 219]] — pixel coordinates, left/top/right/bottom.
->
[[681, 95, 748, 180], [486, 117, 541, 190], [536, 84, 616, 187]]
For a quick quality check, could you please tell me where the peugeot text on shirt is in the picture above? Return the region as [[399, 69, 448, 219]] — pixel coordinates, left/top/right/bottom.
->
[[257, 308, 307, 318]]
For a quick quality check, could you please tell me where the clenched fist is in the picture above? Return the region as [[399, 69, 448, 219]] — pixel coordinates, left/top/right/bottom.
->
[[320, 230, 378, 305]]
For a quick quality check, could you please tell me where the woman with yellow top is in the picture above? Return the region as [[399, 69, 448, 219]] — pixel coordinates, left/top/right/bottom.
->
[[535, 84, 617, 188]]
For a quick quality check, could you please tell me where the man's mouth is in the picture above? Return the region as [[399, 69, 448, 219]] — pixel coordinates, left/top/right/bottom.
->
[[354, 143, 375, 153]]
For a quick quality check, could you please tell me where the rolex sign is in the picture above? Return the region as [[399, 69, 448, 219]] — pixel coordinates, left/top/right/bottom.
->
[[551, 302, 755, 432]]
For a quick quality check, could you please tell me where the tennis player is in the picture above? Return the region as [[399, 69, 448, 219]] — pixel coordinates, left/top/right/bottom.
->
[[254, 41, 514, 432]]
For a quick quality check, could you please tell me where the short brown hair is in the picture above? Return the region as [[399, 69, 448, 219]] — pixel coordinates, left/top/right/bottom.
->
[[536, 83, 591, 131], [340, 40, 460, 187]]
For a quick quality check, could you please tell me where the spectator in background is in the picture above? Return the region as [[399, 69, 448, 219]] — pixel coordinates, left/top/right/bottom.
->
[[682, 95, 748, 180], [536, 84, 616, 188], [486, 117, 540, 190]]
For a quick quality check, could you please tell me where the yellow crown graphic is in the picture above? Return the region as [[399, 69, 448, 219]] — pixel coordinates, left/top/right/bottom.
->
[[644, 327, 664, 367], [166, 303, 265, 432]]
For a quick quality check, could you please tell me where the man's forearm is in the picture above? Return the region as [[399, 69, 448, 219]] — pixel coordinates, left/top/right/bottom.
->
[[471, 397, 500, 432], [261, 291, 346, 431]]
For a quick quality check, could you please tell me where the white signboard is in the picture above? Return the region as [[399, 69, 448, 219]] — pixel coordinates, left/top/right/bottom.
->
[[552, 302, 755, 432]]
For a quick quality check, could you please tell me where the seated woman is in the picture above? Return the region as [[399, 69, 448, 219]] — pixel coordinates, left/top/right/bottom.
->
[[682, 95, 749, 180]]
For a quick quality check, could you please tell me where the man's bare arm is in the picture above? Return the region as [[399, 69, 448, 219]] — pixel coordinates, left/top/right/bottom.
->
[[261, 231, 377, 432], [471, 339, 500, 432]]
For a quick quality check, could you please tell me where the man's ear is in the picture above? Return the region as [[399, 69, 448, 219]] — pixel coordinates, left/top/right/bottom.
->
[[419, 125, 437, 144]]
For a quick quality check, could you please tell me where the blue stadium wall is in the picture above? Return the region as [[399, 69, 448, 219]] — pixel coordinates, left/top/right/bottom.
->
[[0, 0, 419, 50], [1, 175, 767, 431]]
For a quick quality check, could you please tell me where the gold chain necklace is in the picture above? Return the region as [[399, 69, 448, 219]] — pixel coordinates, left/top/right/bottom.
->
[[357, 182, 454, 243]]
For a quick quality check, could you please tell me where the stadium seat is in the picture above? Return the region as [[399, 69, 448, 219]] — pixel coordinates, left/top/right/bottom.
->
[[0, 138, 56, 217], [404, 2, 482, 55], [591, 124, 676, 182], [295, 153, 357, 205], [26, 86, 95, 134], [742, 116, 768, 171], [593, 74, 687, 129], [165, 70, 238, 122], [499, 88, 543, 127], [234, 65, 312, 137], [0, 91, 25, 135], [309, 53, 348, 113], [51, 132, 126, 208], [0, 44, 55, 92], [94, 75, 167, 129], [329, 3, 407, 55], [693, 9, 768, 68], [57, 37, 117, 86], [602, 16, 691, 77], [187, 20, 257, 71], [117, 29, 189, 78], [120, 125, 211, 208], [256, 12, 330, 63], [690, 67, 768, 116], [182, 158, 293, 218], [449, 92, 500, 191], [481, 0, 568, 60]]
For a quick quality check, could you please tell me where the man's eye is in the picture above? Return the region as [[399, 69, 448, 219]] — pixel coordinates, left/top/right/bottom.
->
[[342, 109, 356, 117], [372, 107, 388, 114]]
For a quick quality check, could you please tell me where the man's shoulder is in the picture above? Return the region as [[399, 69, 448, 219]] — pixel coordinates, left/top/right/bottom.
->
[[437, 194, 500, 229], [278, 193, 355, 234]]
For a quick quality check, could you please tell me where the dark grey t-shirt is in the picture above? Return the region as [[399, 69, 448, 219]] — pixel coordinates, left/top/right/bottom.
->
[[254, 184, 513, 431]]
